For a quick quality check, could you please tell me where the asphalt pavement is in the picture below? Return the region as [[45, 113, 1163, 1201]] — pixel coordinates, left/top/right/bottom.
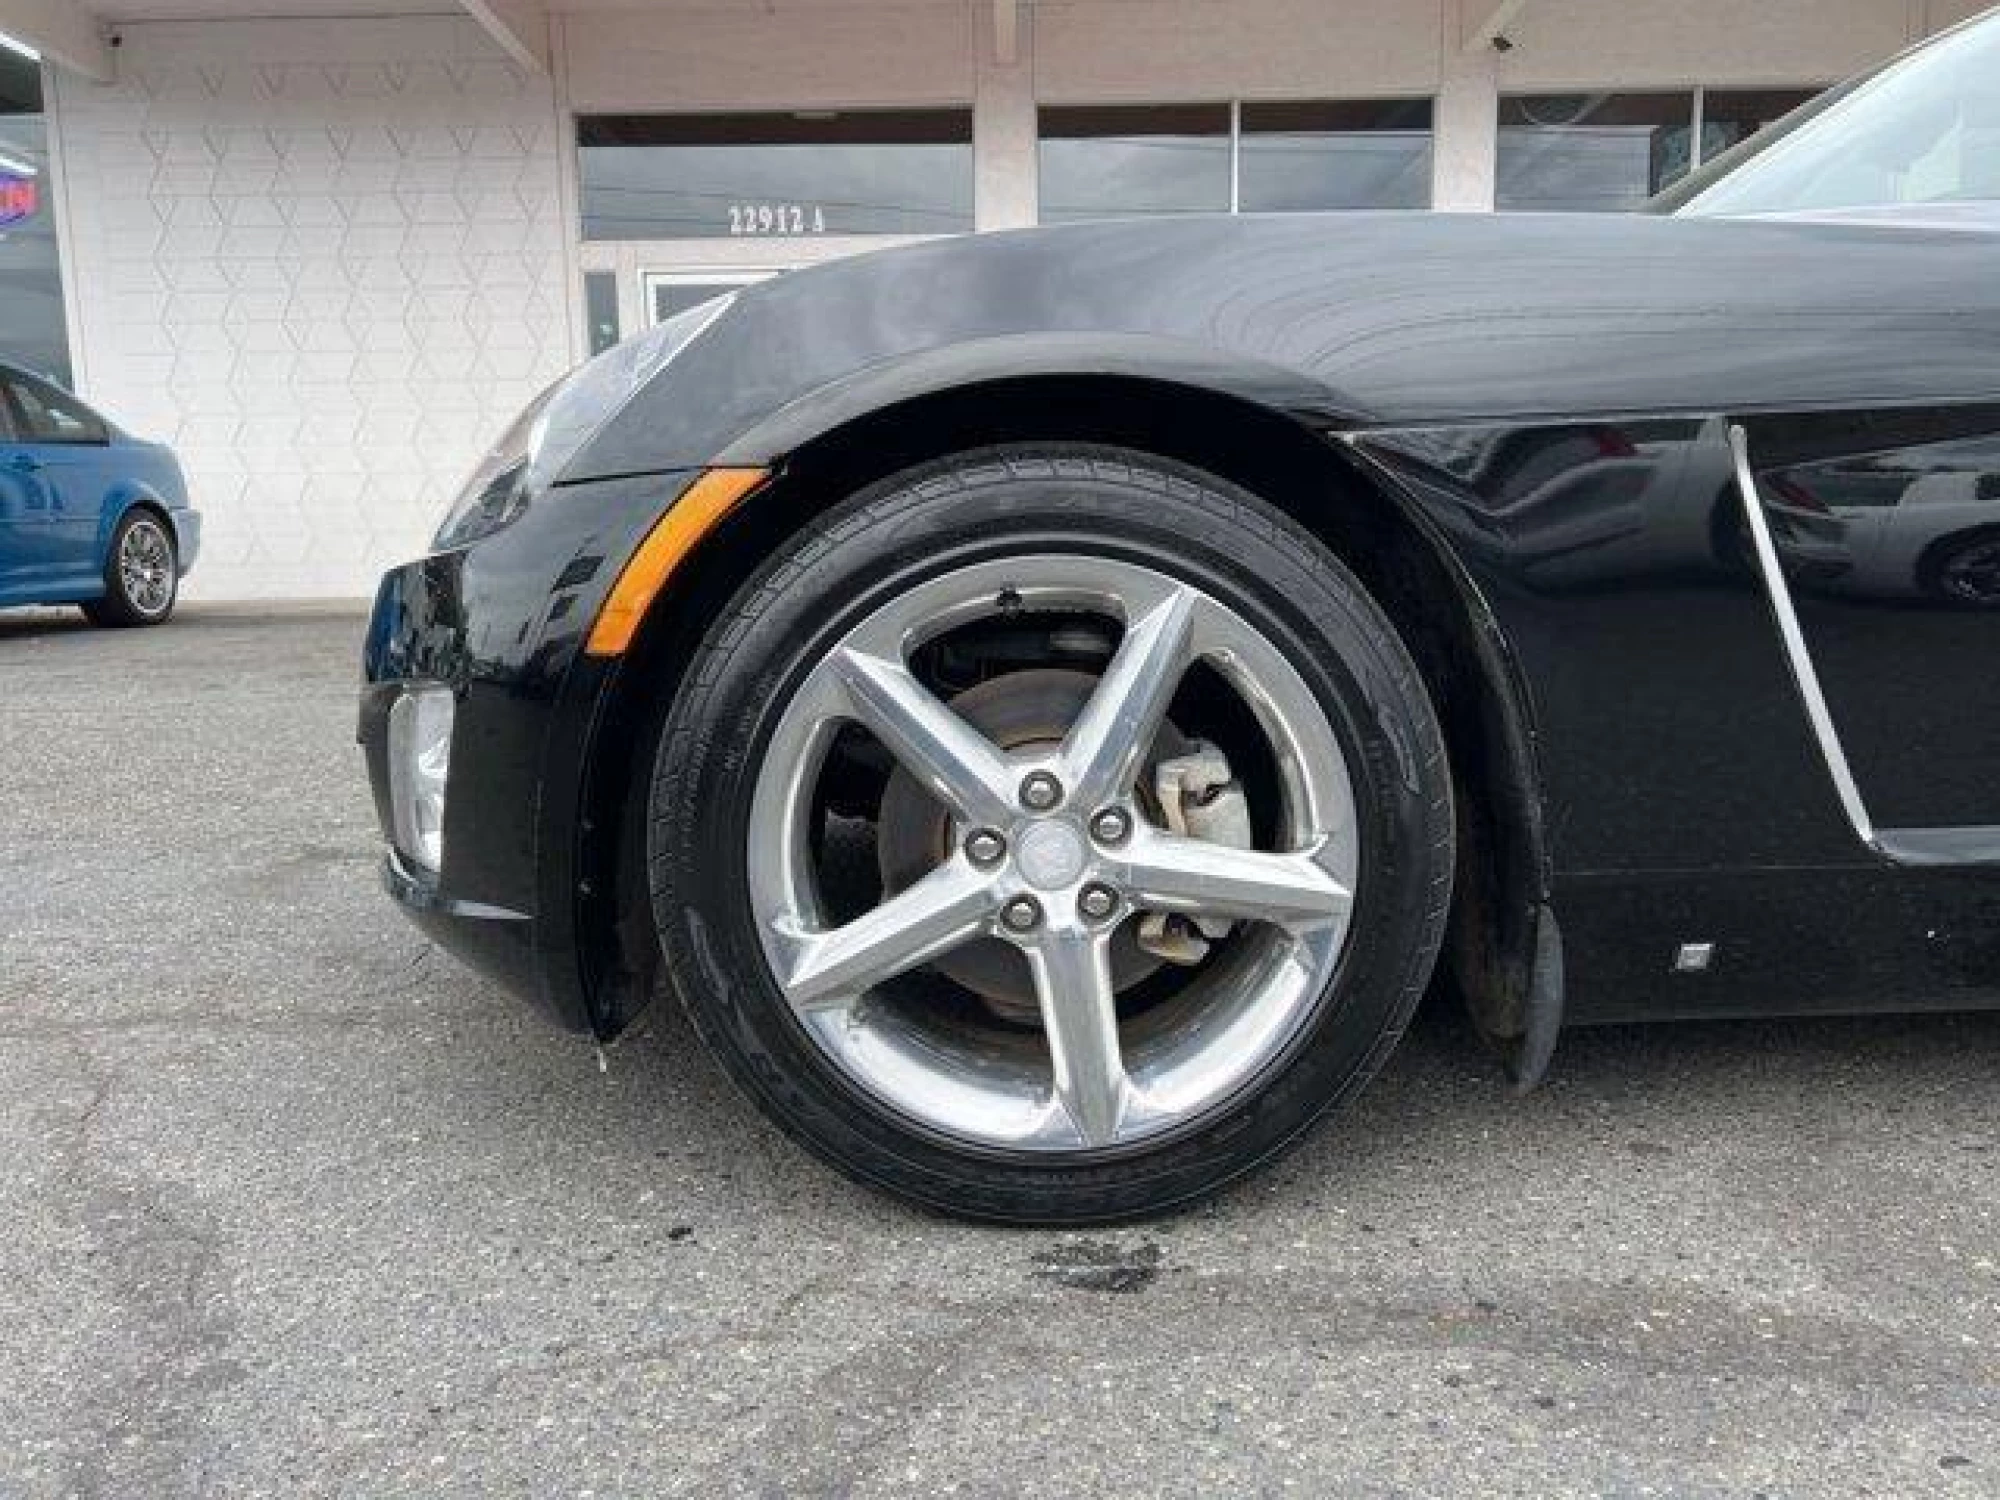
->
[[1, 605, 1994, 1498]]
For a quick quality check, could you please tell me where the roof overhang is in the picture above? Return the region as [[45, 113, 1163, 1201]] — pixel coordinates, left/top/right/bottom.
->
[[5, 0, 554, 78], [0, 0, 115, 82]]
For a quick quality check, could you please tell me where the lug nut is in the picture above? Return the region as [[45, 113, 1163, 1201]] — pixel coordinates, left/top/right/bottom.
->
[[1001, 896, 1043, 933], [1018, 771, 1064, 812], [1078, 884, 1119, 922], [1089, 807, 1131, 845], [965, 829, 1006, 866]]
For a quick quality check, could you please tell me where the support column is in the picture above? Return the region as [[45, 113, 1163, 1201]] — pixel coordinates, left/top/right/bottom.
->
[[1432, 0, 1501, 212], [974, 0, 1037, 231]]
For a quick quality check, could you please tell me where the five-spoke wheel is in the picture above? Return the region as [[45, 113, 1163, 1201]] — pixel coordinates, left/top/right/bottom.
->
[[749, 554, 1358, 1151], [650, 446, 1453, 1221]]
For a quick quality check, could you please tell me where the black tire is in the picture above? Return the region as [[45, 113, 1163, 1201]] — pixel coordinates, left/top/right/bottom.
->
[[82, 509, 178, 627], [1915, 524, 2000, 608], [649, 445, 1453, 1222]]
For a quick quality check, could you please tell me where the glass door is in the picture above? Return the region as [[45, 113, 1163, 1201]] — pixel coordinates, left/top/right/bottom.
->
[[640, 268, 783, 328], [575, 242, 822, 353]]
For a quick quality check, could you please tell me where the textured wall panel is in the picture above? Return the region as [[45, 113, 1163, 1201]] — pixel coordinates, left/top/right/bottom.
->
[[53, 17, 571, 599]]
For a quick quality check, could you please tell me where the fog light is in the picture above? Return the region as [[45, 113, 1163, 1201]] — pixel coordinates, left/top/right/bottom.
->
[[388, 685, 454, 873]]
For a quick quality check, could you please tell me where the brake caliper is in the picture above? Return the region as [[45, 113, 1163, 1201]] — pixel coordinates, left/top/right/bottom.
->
[[1138, 741, 1252, 966]]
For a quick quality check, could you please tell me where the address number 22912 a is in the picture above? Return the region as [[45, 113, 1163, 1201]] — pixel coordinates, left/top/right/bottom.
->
[[728, 203, 828, 236]]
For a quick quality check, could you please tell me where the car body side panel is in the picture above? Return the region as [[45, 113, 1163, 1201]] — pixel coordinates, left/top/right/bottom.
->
[[1349, 413, 2000, 1021], [4, 435, 107, 594], [1349, 416, 1864, 874], [0, 434, 68, 603], [1735, 405, 2000, 831], [1556, 864, 2000, 1023], [1353, 407, 2000, 861]]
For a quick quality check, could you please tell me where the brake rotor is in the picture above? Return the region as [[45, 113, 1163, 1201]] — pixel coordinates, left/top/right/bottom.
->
[[876, 668, 1190, 1024]]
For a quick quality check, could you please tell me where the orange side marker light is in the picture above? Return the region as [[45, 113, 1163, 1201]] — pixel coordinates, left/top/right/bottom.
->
[[585, 466, 769, 657]]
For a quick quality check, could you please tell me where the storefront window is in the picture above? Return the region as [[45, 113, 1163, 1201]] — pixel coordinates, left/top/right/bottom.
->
[[1040, 99, 1434, 222], [1498, 88, 1820, 211], [578, 110, 974, 240], [1497, 92, 1695, 211], [1039, 105, 1232, 222], [0, 46, 70, 386], [1238, 100, 1433, 211]]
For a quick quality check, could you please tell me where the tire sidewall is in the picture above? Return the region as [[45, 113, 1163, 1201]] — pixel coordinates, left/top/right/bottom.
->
[[1917, 524, 2000, 609], [651, 449, 1451, 1221], [100, 510, 178, 625]]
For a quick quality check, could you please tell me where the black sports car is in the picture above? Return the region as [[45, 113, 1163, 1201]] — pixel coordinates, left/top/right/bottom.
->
[[362, 13, 2000, 1221]]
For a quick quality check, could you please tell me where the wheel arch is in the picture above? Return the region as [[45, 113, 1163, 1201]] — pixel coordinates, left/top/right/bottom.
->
[[577, 372, 1552, 1061], [97, 486, 177, 558]]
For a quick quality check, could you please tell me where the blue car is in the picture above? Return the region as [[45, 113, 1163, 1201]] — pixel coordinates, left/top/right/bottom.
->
[[0, 362, 199, 626]]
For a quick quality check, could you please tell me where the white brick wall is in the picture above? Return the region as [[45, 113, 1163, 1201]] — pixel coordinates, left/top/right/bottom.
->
[[51, 17, 572, 600]]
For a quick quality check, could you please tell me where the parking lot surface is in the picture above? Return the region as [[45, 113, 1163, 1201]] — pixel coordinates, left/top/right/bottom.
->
[[1, 606, 1995, 1497]]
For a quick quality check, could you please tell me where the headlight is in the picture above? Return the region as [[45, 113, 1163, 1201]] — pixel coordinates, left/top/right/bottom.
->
[[431, 391, 554, 550], [430, 293, 738, 551], [387, 685, 454, 872]]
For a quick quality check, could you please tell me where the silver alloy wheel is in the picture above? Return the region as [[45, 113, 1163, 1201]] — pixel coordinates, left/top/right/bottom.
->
[[119, 517, 175, 617], [747, 554, 1360, 1152]]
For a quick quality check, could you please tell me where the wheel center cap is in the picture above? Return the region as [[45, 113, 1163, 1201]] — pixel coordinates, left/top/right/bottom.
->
[[1014, 820, 1087, 891]]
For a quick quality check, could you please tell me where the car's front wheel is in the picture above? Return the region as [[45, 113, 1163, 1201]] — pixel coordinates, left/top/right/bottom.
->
[[649, 446, 1453, 1221], [83, 509, 178, 627]]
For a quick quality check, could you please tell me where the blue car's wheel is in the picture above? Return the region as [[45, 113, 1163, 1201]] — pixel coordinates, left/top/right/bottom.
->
[[84, 510, 177, 628]]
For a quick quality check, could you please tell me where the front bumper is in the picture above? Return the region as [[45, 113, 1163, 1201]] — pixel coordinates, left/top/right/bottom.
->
[[358, 469, 701, 1035], [379, 846, 538, 996], [361, 549, 594, 1032]]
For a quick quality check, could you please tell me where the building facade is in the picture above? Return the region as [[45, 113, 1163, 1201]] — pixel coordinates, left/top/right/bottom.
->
[[0, 0, 1989, 598]]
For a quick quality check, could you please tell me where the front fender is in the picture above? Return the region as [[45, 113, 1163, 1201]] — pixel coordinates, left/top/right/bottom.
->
[[561, 212, 2000, 488], [562, 218, 1409, 481], [710, 331, 1361, 467]]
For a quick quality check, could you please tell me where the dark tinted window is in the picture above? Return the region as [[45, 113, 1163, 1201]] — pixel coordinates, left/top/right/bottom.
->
[[1238, 100, 1433, 210], [1039, 104, 1232, 222], [1497, 92, 1696, 211], [0, 48, 70, 385], [583, 270, 619, 355], [6, 372, 107, 445], [1699, 89, 1822, 164], [578, 110, 974, 239]]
